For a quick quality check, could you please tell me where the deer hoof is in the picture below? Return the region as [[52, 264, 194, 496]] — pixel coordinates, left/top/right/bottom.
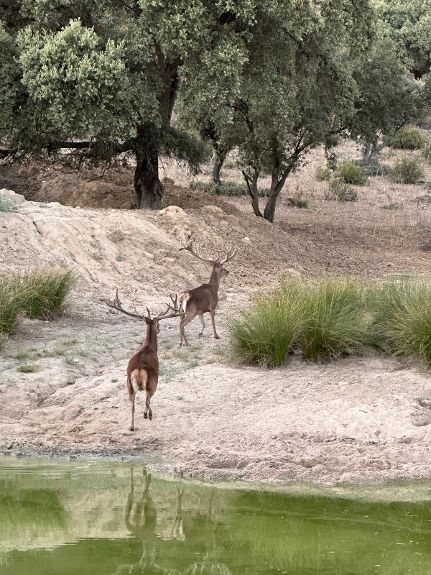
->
[[214, 335, 220, 339], [144, 412, 148, 419], [130, 426, 134, 431], [198, 333, 203, 337], [149, 413, 153, 421]]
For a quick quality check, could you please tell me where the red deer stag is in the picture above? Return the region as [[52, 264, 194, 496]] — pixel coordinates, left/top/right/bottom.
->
[[104, 290, 181, 430], [178, 235, 236, 346]]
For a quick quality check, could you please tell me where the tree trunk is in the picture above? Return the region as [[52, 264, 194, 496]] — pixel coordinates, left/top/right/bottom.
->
[[212, 148, 227, 185], [134, 151, 163, 210], [242, 169, 262, 217], [263, 169, 291, 222], [133, 123, 163, 210]]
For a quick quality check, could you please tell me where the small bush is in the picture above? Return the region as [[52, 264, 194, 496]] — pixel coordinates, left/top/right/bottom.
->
[[326, 178, 358, 202], [423, 141, 431, 164], [230, 279, 369, 366], [336, 162, 368, 185], [368, 279, 431, 365], [299, 279, 368, 361], [391, 158, 424, 184], [287, 195, 308, 208], [355, 159, 391, 177], [190, 180, 269, 197], [16, 269, 75, 319], [316, 166, 332, 181], [229, 282, 304, 367], [17, 364, 40, 373], [0, 279, 21, 335], [385, 126, 428, 150], [0, 197, 17, 212]]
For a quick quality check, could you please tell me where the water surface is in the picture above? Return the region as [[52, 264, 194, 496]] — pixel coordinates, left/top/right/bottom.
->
[[0, 457, 430, 574]]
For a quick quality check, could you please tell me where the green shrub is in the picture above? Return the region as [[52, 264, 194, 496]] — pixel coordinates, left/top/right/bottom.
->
[[190, 180, 269, 197], [0, 197, 17, 212], [316, 166, 332, 181], [299, 279, 368, 361], [229, 282, 304, 367], [385, 126, 428, 150], [422, 141, 431, 163], [0, 278, 21, 336], [16, 269, 75, 319], [326, 178, 358, 202], [391, 158, 424, 184], [336, 161, 368, 185], [355, 158, 391, 177], [368, 279, 431, 365], [230, 278, 369, 366], [287, 195, 308, 208]]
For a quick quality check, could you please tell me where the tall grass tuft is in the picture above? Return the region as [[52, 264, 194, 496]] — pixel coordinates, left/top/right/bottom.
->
[[229, 282, 304, 367], [0, 278, 21, 336], [369, 278, 431, 365], [299, 279, 368, 361], [16, 269, 75, 319], [230, 278, 369, 366]]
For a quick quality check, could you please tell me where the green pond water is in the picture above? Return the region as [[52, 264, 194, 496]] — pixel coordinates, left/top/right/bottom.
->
[[1, 458, 431, 574]]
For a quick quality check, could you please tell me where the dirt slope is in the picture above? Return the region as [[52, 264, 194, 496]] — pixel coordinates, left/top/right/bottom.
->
[[1, 158, 431, 485]]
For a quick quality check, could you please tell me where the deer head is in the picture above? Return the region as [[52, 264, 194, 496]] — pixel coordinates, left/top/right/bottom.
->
[[179, 234, 237, 276]]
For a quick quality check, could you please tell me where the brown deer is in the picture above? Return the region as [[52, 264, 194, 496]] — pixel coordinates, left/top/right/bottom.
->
[[177, 235, 236, 346], [104, 290, 182, 430]]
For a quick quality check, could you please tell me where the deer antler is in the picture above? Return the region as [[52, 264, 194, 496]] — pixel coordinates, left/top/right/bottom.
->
[[219, 246, 237, 265], [104, 290, 183, 321], [179, 234, 217, 265], [104, 289, 148, 319], [156, 293, 184, 321]]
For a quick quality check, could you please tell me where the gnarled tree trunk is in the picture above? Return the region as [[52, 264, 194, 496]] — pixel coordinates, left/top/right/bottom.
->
[[133, 123, 163, 209], [212, 148, 227, 185]]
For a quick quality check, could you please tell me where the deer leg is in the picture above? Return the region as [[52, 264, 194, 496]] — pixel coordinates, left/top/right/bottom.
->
[[210, 311, 220, 339], [198, 314, 205, 337], [179, 314, 194, 346], [130, 390, 136, 431], [144, 389, 154, 420]]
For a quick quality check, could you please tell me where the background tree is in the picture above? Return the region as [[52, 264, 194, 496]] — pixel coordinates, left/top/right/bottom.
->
[[180, 0, 375, 222], [0, 0, 255, 208], [374, 0, 431, 79]]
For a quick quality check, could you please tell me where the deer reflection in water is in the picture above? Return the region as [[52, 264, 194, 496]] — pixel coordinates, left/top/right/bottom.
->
[[124, 467, 176, 574], [124, 468, 231, 575], [174, 487, 232, 575]]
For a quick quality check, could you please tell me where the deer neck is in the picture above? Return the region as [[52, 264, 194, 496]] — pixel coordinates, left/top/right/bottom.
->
[[208, 265, 221, 293], [145, 322, 158, 350]]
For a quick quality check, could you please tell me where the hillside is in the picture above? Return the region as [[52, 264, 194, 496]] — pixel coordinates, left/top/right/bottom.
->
[[1, 143, 431, 484]]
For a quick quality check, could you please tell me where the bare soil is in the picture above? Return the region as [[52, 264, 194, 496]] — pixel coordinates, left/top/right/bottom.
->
[[1, 141, 431, 485]]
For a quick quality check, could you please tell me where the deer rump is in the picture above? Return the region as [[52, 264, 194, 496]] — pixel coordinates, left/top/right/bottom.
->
[[127, 352, 158, 394], [179, 284, 218, 315]]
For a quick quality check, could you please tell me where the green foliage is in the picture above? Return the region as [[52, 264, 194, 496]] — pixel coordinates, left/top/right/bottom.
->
[[316, 166, 332, 181], [287, 195, 308, 209], [230, 279, 369, 366], [229, 282, 304, 367], [0, 279, 21, 336], [190, 180, 268, 197], [336, 162, 368, 185], [0, 197, 17, 212], [298, 279, 368, 361], [391, 158, 424, 184], [368, 278, 431, 365], [326, 178, 358, 202], [355, 158, 391, 176], [385, 126, 428, 150], [16, 269, 75, 319], [422, 141, 431, 163], [17, 364, 39, 373], [0, 269, 74, 341]]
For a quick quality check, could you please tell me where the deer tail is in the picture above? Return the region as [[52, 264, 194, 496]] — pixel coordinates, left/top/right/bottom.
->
[[178, 291, 190, 313]]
